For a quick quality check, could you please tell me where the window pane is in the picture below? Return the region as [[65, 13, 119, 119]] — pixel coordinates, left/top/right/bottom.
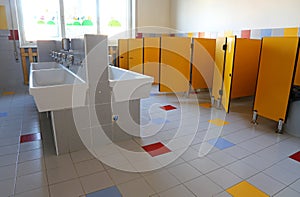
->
[[63, 0, 97, 38], [99, 0, 130, 37], [19, 0, 61, 41]]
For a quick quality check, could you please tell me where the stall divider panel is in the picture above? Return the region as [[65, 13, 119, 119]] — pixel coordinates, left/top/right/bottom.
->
[[294, 52, 300, 86], [222, 36, 237, 113], [212, 37, 227, 101], [230, 39, 261, 99], [118, 39, 129, 70], [160, 37, 191, 93], [253, 37, 299, 122], [128, 38, 143, 74], [144, 37, 160, 84], [0, 6, 8, 30], [191, 38, 216, 90]]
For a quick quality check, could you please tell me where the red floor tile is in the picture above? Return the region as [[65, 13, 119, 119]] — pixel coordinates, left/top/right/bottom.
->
[[160, 105, 177, 111], [142, 142, 171, 157], [20, 133, 42, 143], [290, 151, 300, 162]]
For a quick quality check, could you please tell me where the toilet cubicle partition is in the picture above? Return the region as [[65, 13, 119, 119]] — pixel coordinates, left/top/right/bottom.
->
[[191, 38, 216, 90], [143, 37, 160, 84], [222, 36, 237, 113], [128, 38, 143, 74], [294, 52, 300, 86], [118, 39, 129, 70], [212, 36, 261, 113], [253, 37, 300, 131], [160, 37, 191, 92], [212, 37, 227, 105]]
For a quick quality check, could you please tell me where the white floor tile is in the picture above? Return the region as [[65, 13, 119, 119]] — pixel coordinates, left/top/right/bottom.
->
[[46, 165, 77, 185], [159, 184, 195, 197], [247, 173, 286, 196], [0, 179, 15, 197], [19, 141, 42, 152], [107, 168, 141, 185], [207, 151, 237, 167], [264, 165, 300, 185], [117, 178, 156, 197], [14, 187, 49, 197], [275, 159, 300, 177], [238, 140, 265, 153], [144, 169, 180, 193], [274, 187, 300, 197], [70, 149, 95, 163], [0, 153, 17, 167], [213, 191, 232, 197], [44, 154, 73, 169], [17, 158, 45, 177], [189, 157, 221, 174], [223, 145, 251, 159], [80, 171, 113, 194], [15, 171, 48, 194], [256, 148, 287, 163], [18, 149, 43, 163], [241, 154, 274, 171], [180, 148, 200, 162], [225, 160, 259, 179], [290, 179, 300, 193], [75, 159, 105, 177], [0, 144, 18, 156], [0, 164, 16, 181], [168, 163, 202, 183], [184, 175, 223, 197], [207, 168, 242, 189], [50, 179, 84, 197]]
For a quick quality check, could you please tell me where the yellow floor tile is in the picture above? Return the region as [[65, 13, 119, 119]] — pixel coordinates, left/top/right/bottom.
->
[[2, 91, 15, 96], [208, 118, 229, 126], [227, 181, 269, 197], [199, 103, 212, 108]]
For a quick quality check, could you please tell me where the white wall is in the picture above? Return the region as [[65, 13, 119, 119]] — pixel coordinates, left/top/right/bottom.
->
[[0, 0, 23, 89], [136, 0, 172, 33], [171, 0, 300, 32]]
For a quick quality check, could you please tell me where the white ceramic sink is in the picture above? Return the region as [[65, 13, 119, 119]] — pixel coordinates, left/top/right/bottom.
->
[[109, 66, 154, 102], [29, 64, 87, 112], [31, 62, 62, 71]]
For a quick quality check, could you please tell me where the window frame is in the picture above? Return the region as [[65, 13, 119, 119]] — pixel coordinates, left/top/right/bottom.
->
[[16, 0, 134, 47]]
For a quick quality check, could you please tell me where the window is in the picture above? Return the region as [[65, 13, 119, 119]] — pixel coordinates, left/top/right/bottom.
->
[[16, 0, 132, 46], [63, 0, 97, 38], [16, 0, 61, 46], [99, 0, 130, 37]]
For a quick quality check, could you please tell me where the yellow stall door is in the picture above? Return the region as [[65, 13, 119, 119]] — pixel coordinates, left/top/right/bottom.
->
[[294, 52, 300, 86], [128, 38, 143, 74], [212, 37, 227, 101], [118, 39, 129, 70], [254, 37, 299, 122], [0, 6, 8, 30], [222, 36, 236, 113], [144, 37, 160, 84], [191, 38, 216, 90], [160, 37, 191, 93], [230, 39, 261, 99]]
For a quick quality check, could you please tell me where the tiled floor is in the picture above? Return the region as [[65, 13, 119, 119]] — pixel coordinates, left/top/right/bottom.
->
[[1, 86, 300, 197]]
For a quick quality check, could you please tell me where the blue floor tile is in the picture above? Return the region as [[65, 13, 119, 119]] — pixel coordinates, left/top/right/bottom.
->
[[208, 138, 235, 150], [87, 186, 122, 197], [0, 112, 8, 117], [152, 118, 170, 125]]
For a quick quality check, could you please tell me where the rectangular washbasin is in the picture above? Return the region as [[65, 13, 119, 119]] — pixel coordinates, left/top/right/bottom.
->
[[109, 66, 154, 102], [31, 62, 63, 70], [29, 67, 87, 112]]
